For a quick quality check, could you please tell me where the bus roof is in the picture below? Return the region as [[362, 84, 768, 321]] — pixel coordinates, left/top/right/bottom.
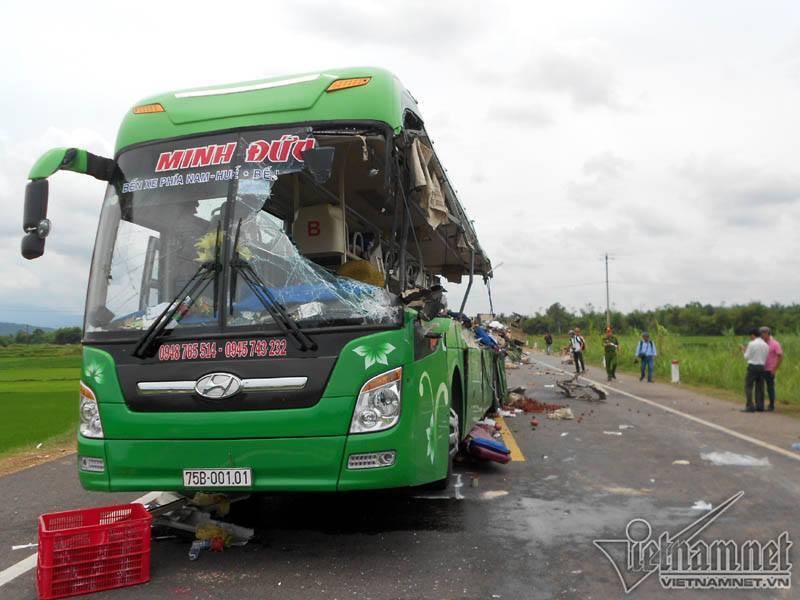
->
[[117, 66, 493, 280], [116, 67, 416, 153]]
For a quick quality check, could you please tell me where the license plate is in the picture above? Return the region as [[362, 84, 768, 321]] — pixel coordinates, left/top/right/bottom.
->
[[182, 468, 252, 488]]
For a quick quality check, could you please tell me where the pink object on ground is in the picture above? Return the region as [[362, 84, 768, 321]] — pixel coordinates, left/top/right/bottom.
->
[[468, 444, 511, 464]]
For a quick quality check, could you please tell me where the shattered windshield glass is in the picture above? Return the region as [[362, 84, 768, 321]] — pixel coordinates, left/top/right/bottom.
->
[[84, 128, 401, 336]]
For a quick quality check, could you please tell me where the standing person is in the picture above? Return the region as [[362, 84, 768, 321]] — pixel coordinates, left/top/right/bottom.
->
[[603, 327, 619, 381], [543, 331, 554, 355], [760, 326, 783, 412], [634, 331, 657, 382], [741, 328, 769, 412], [570, 329, 586, 374]]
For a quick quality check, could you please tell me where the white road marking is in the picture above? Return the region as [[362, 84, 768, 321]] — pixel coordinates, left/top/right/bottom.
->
[[532, 358, 800, 464], [0, 491, 160, 588], [0, 554, 36, 587]]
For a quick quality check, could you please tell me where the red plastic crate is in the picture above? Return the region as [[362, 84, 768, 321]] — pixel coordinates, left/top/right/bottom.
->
[[37, 504, 152, 600]]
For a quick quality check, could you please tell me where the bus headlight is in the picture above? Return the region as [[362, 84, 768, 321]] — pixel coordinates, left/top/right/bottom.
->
[[349, 367, 402, 433], [79, 381, 104, 439]]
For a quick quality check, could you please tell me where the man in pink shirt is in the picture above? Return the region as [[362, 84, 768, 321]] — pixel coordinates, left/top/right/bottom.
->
[[760, 326, 783, 412]]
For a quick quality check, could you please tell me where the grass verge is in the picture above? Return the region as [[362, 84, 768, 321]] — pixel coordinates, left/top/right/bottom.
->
[[0, 344, 81, 457]]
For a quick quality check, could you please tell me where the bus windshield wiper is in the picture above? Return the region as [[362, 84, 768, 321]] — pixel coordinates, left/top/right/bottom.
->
[[229, 218, 317, 352], [133, 223, 222, 358]]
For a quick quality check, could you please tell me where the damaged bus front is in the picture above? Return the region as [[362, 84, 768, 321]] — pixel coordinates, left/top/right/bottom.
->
[[21, 68, 502, 493]]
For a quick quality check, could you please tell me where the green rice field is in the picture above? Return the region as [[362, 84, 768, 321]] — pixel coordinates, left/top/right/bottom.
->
[[532, 333, 798, 407], [0, 344, 82, 455]]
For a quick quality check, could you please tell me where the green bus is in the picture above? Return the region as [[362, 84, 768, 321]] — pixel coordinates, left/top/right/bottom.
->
[[20, 67, 505, 493]]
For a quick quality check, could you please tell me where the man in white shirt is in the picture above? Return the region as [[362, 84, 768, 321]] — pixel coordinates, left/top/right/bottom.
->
[[741, 328, 769, 412], [569, 328, 586, 374]]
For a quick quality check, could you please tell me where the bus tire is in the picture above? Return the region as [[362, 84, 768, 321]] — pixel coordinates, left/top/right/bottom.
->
[[429, 377, 462, 491]]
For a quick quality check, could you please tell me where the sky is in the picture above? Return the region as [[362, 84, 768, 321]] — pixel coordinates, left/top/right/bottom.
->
[[1, 0, 800, 327]]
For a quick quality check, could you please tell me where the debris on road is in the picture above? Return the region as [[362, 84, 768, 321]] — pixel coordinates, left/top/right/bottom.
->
[[188, 538, 222, 561], [146, 492, 255, 565], [466, 423, 511, 464], [480, 490, 509, 500], [11, 542, 37, 551], [602, 431, 623, 436], [618, 424, 634, 430], [508, 397, 566, 413], [602, 486, 652, 496], [700, 451, 770, 467], [547, 407, 575, 421], [555, 374, 607, 401], [691, 500, 713, 511], [506, 391, 523, 404], [672, 460, 691, 465], [791, 442, 800, 452], [190, 492, 231, 517], [560, 432, 569, 437], [454, 473, 465, 500]]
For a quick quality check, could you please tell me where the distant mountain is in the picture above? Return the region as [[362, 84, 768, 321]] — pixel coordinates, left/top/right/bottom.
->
[[0, 322, 56, 336]]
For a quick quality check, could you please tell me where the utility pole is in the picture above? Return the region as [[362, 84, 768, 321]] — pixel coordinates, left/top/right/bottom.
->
[[604, 253, 611, 328]]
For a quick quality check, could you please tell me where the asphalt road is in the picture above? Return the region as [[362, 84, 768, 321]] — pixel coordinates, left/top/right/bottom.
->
[[1, 358, 798, 599]]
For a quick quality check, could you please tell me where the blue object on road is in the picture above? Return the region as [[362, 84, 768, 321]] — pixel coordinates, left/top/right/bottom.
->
[[791, 443, 800, 452], [471, 436, 510, 455]]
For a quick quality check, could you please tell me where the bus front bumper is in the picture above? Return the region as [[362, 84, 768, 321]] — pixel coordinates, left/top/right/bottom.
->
[[77, 431, 421, 492]]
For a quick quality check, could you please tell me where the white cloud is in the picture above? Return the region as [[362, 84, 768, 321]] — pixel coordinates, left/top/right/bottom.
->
[[527, 50, 623, 109], [678, 156, 800, 226], [0, 128, 111, 323], [2, 0, 800, 326]]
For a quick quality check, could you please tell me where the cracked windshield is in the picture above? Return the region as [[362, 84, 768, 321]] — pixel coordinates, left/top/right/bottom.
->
[[84, 129, 399, 334]]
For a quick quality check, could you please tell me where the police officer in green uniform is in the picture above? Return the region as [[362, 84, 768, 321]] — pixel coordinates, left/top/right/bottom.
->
[[603, 327, 619, 381]]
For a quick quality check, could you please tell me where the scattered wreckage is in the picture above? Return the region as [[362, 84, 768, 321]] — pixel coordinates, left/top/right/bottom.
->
[[555, 374, 608, 401]]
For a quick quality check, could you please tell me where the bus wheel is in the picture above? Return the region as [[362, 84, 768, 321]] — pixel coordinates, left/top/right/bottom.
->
[[429, 405, 460, 491], [448, 408, 460, 458]]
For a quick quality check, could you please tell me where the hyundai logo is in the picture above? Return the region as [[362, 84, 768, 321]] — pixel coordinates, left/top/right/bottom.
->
[[194, 372, 242, 399]]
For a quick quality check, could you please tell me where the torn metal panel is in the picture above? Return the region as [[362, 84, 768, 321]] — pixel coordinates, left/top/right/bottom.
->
[[409, 139, 449, 230], [556, 375, 608, 401]]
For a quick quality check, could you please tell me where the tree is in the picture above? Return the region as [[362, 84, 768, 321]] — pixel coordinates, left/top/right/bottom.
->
[[54, 327, 81, 344]]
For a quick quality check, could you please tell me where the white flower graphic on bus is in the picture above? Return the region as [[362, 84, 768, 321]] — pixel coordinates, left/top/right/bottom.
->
[[353, 342, 396, 370], [84, 361, 104, 385]]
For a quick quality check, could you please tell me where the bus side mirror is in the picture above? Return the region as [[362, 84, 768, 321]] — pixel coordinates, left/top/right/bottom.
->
[[21, 179, 50, 259], [302, 147, 335, 184], [21, 147, 115, 260]]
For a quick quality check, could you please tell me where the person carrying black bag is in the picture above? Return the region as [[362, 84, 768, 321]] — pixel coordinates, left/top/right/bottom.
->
[[634, 331, 657, 382], [569, 329, 586, 374]]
